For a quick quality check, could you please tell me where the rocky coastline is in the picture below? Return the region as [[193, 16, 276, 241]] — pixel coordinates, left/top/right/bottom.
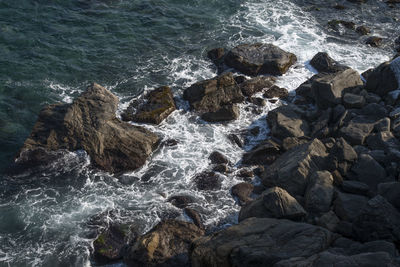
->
[[10, 32, 400, 267]]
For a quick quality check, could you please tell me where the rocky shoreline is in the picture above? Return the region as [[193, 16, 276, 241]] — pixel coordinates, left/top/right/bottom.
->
[[10, 38, 400, 266]]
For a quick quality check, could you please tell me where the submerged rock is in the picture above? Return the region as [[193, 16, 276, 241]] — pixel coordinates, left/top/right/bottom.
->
[[16, 83, 160, 173], [224, 43, 297, 76], [190, 217, 332, 267], [263, 85, 289, 99], [124, 220, 204, 267], [193, 171, 222, 191], [121, 86, 176, 124]]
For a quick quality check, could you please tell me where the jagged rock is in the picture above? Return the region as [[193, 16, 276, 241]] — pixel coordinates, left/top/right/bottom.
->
[[209, 151, 229, 165], [239, 187, 306, 221], [329, 137, 358, 175], [190, 217, 332, 267], [353, 195, 400, 243], [224, 43, 297, 76], [366, 36, 383, 47], [231, 183, 254, 205], [311, 69, 363, 108], [342, 93, 366, 108], [339, 116, 375, 145], [341, 181, 370, 196], [356, 25, 371, 35], [311, 108, 332, 138], [121, 86, 176, 124], [366, 131, 400, 151], [316, 211, 340, 232], [263, 85, 289, 99], [304, 171, 334, 214], [374, 117, 391, 132], [361, 103, 388, 119], [239, 76, 276, 96], [167, 195, 194, 209], [282, 136, 309, 151], [183, 72, 244, 113], [207, 47, 225, 65], [347, 240, 399, 258], [310, 52, 349, 73], [184, 208, 204, 229], [334, 192, 369, 222], [267, 104, 310, 139], [227, 133, 243, 148], [193, 172, 221, 191], [93, 223, 137, 262], [378, 182, 400, 211], [124, 220, 204, 267], [249, 97, 266, 106], [242, 139, 281, 165], [261, 139, 328, 196], [351, 154, 388, 191], [201, 104, 240, 122], [366, 57, 400, 96], [16, 83, 160, 173]]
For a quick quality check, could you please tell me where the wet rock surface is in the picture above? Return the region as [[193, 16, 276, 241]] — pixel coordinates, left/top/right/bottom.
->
[[16, 83, 160, 173]]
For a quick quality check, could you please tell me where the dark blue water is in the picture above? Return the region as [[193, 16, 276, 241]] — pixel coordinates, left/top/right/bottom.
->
[[0, 0, 398, 266]]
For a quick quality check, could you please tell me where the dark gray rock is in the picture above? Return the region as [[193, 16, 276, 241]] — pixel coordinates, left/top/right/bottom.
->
[[356, 25, 371, 35], [242, 139, 281, 165], [267, 104, 310, 139], [201, 104, 240, 122], [351, 154, 387, 191], [239, 187, 306, 221], [282, 136, 309, 151], [366, 36, 383, 47], [183, 72, 244, 113], [312, 69, 363, 108], [374, 117, 391, 132], [227, 133, 243, 148], [263, 85, 289, 99], [224, 43, 297, 76], [231, 182, 254, 205], [193, 172, 221, 191], [262, 139, 328, 196], [334, 192, 369, 222], [167, 195, 194, 209], [342, 93, 366, 109], [311, 108, 332, 138], [361, 103, 388, 118], [184, 208, 204, 229], [316, 211, 340, 232], [353, 195, 400, 243], [310, 52, 349, 73], [366, 57, 400, 97], [239, 76, 276, 96], [339, 116, 375, 145], [366, 131, 400, 152], [208, 151, 229, 165], [342, 181, 371, 196], [378, 182, 400, 211], [191, 217, 333, 267], [305, 171, 334, 214]]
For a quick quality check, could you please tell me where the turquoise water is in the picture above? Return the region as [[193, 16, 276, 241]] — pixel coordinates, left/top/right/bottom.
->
[[0, 0, 398, 266]]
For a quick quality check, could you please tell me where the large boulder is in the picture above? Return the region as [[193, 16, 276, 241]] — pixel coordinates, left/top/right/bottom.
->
[[312, 68, 363, 108], [190, 217, 333, 267], [366, 57, 400, 96], [334, 192, 369, 222], [239, 187, 306, 221], [16, 83, 160, 173], [378, 182, 400, 211], [261, 139, 328, 196], [353, 195, 400, 243], [310, 52, 349, 73], [350, 154, 387, 191], [267, 104, 310, 139], [304, 171, 334, 214], [239, 76, 276, 96], [183, 72, 244, 114], [201, 104, 240, 122], [124, 220, 204, 266], [121, 86, 176, 124], [224, 43, 297, 76]]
